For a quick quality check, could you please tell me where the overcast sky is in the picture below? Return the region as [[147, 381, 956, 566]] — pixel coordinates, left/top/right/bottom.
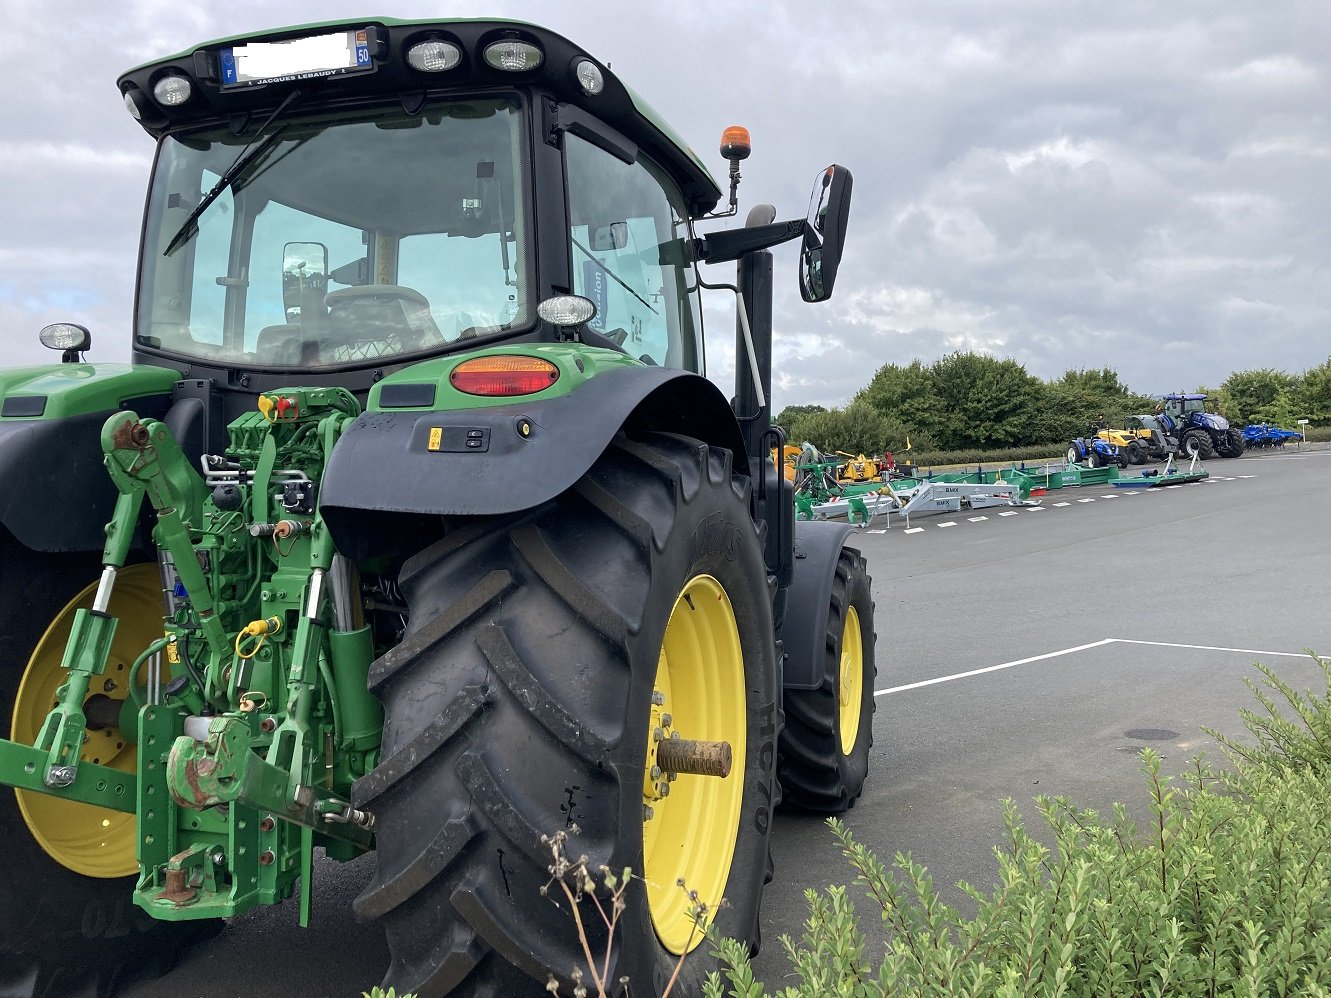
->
[[1, 1, 1327, 410]]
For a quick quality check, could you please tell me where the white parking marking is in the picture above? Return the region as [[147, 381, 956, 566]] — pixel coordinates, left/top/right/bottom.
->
[[1053, 501, 1071, 507], [867, 529, 887, 534], [876, 639, 1115, 695], [1165, 485, 1182, 489], [876, 638, 1325, 697], [1100, 494, 1119, 499], [1109, 638, 1326, 660], [1077, 498, 1095, 503], [938, 521, 957, 528], [1026, 506, 1045, 511], [998, 511, 1019, 517], [968, 516, 988, 522], [904, 527, 924, 534]]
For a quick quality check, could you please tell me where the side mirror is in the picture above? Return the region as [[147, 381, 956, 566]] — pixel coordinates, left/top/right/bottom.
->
[[282, 242, 329, 318], [798, 164, 852, 303]]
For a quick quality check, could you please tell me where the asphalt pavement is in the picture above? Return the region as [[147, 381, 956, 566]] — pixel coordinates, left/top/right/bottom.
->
[[125, 444, 1331, 997]]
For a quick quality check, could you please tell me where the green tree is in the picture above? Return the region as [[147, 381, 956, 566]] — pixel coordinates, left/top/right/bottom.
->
[[853, 360, 943, 438], [1296, 356, 1331, 426], [927, 351, 1043, 449], [773, 403, 827, 429], [1218, 368, 1299, 425], [785, 402, 921, 457], [1056, 366, 1130, 397]]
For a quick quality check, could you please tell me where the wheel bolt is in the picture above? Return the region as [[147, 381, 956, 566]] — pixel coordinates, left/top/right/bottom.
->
[[651, 691, 665, 706], [650, 765, 662, 780], [660, 713, 672, 728], [259, 850, 275, 866], [643, 805, 654, 822], [259, 816, 275, 832]]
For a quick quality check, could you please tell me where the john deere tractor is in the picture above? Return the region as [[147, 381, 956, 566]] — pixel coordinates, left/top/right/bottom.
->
[[0, 18, 877, 998]]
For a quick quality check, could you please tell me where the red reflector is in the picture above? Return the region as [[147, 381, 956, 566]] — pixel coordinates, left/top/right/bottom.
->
[[450, 356, 559, 396]]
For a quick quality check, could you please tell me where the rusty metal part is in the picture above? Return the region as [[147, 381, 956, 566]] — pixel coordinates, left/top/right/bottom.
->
[[656, 737, 732, 778], [110, 418, 152, 451], [156, 867, 198, 906]]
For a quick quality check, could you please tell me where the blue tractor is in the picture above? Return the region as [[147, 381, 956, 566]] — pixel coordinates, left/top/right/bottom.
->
[[1159, 393, 1245, 459]]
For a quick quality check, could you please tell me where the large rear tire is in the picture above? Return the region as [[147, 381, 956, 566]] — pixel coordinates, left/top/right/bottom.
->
[[778, 548, 876, 813], [0, 530, 212, 998], [355, 433, 779, 996]]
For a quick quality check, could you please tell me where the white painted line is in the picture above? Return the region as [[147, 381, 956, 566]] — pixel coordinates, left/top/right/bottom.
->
[[876, 639, 1116, 696], [1108, 638, 1327, 661], [1026, 505, 1045, 511], [938, 521, 957, 528], [1238, 475, 1257, 479], [1120, 491, 1140, 495], [998, 511, 1019, 517], [1100, 494, 1119, 499], [867, 529, 887, 534], [1165, 485, 1182, 489], [968, 516, 988, 522], [1077, 498, 1095, 503], [904, 527, 924, 534], [1053, 501, 1071, 507], [877, 637, 1328, 698]]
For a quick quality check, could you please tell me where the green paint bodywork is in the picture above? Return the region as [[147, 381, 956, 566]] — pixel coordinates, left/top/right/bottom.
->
[[369, 342, 644, 412], [0, 363, 178, 420]]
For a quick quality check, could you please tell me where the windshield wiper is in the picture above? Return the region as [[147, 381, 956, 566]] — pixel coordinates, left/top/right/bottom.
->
[[163, 91, 300, 256], [571, 236, 659, 315]]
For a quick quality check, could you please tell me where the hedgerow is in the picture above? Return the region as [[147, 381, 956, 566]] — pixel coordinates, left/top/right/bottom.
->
[[705, 657, 1331, 997]]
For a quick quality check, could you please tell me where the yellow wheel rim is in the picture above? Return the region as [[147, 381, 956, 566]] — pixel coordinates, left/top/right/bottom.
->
[[838, 605, 865, 756], [10, 564, 163, 878], [642, 575, 746, 955]]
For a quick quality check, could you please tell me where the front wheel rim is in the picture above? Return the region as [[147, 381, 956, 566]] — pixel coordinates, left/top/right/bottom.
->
[[10, 564, 163, 878], [642, 574, 747, 955]]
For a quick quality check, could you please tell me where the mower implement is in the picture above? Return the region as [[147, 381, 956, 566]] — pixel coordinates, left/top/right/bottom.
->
[[0, 17, 876, 998]]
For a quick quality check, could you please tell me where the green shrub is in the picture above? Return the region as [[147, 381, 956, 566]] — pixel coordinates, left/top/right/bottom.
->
[[706, 657, 1331, 997]]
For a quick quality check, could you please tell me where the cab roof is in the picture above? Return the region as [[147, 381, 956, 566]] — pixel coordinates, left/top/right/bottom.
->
[[118, 17, 723, 215]]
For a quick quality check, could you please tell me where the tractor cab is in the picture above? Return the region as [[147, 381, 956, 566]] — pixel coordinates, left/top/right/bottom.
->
[[121, 22, 715, 399], [117, 19, 841, 439]]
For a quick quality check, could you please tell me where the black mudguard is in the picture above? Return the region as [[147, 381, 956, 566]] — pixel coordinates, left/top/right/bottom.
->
[[780, 519, 858, 690], [320, 366, 747, 555], [0, 395, 174, 553]]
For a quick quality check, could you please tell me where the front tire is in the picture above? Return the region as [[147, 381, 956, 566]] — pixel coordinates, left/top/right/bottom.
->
[[1182, 430, 1212, 460], [355, 433, 779, 996], [779, 548, 876, 813], [1, 531, 211, 997]]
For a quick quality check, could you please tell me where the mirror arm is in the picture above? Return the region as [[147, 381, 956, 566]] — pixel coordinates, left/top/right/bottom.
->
[[696, 219, 805, 264]]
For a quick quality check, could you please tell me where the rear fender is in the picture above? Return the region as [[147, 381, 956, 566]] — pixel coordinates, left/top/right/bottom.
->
[[0, 364, 176, 551], [320, 366, 746, 557], [780, 520, 857, 691]]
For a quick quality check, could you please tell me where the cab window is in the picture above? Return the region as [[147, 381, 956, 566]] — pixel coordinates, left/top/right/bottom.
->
[[563, 133, 702, 371]]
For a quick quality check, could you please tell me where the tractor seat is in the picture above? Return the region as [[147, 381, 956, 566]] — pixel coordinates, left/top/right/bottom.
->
[[324, 285, 444, 360], [254, 325, 319, 367]]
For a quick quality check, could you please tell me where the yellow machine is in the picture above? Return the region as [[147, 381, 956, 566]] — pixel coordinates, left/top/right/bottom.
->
[[835, 451, 884, 483], [1096, 427, 1152, 465]]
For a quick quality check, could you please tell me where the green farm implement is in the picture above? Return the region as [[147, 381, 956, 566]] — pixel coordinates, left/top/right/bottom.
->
[[0, 19, 877, 997]]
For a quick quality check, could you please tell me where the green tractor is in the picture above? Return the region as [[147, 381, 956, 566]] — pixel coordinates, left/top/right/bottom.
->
[[0, 18, 876, 998]]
